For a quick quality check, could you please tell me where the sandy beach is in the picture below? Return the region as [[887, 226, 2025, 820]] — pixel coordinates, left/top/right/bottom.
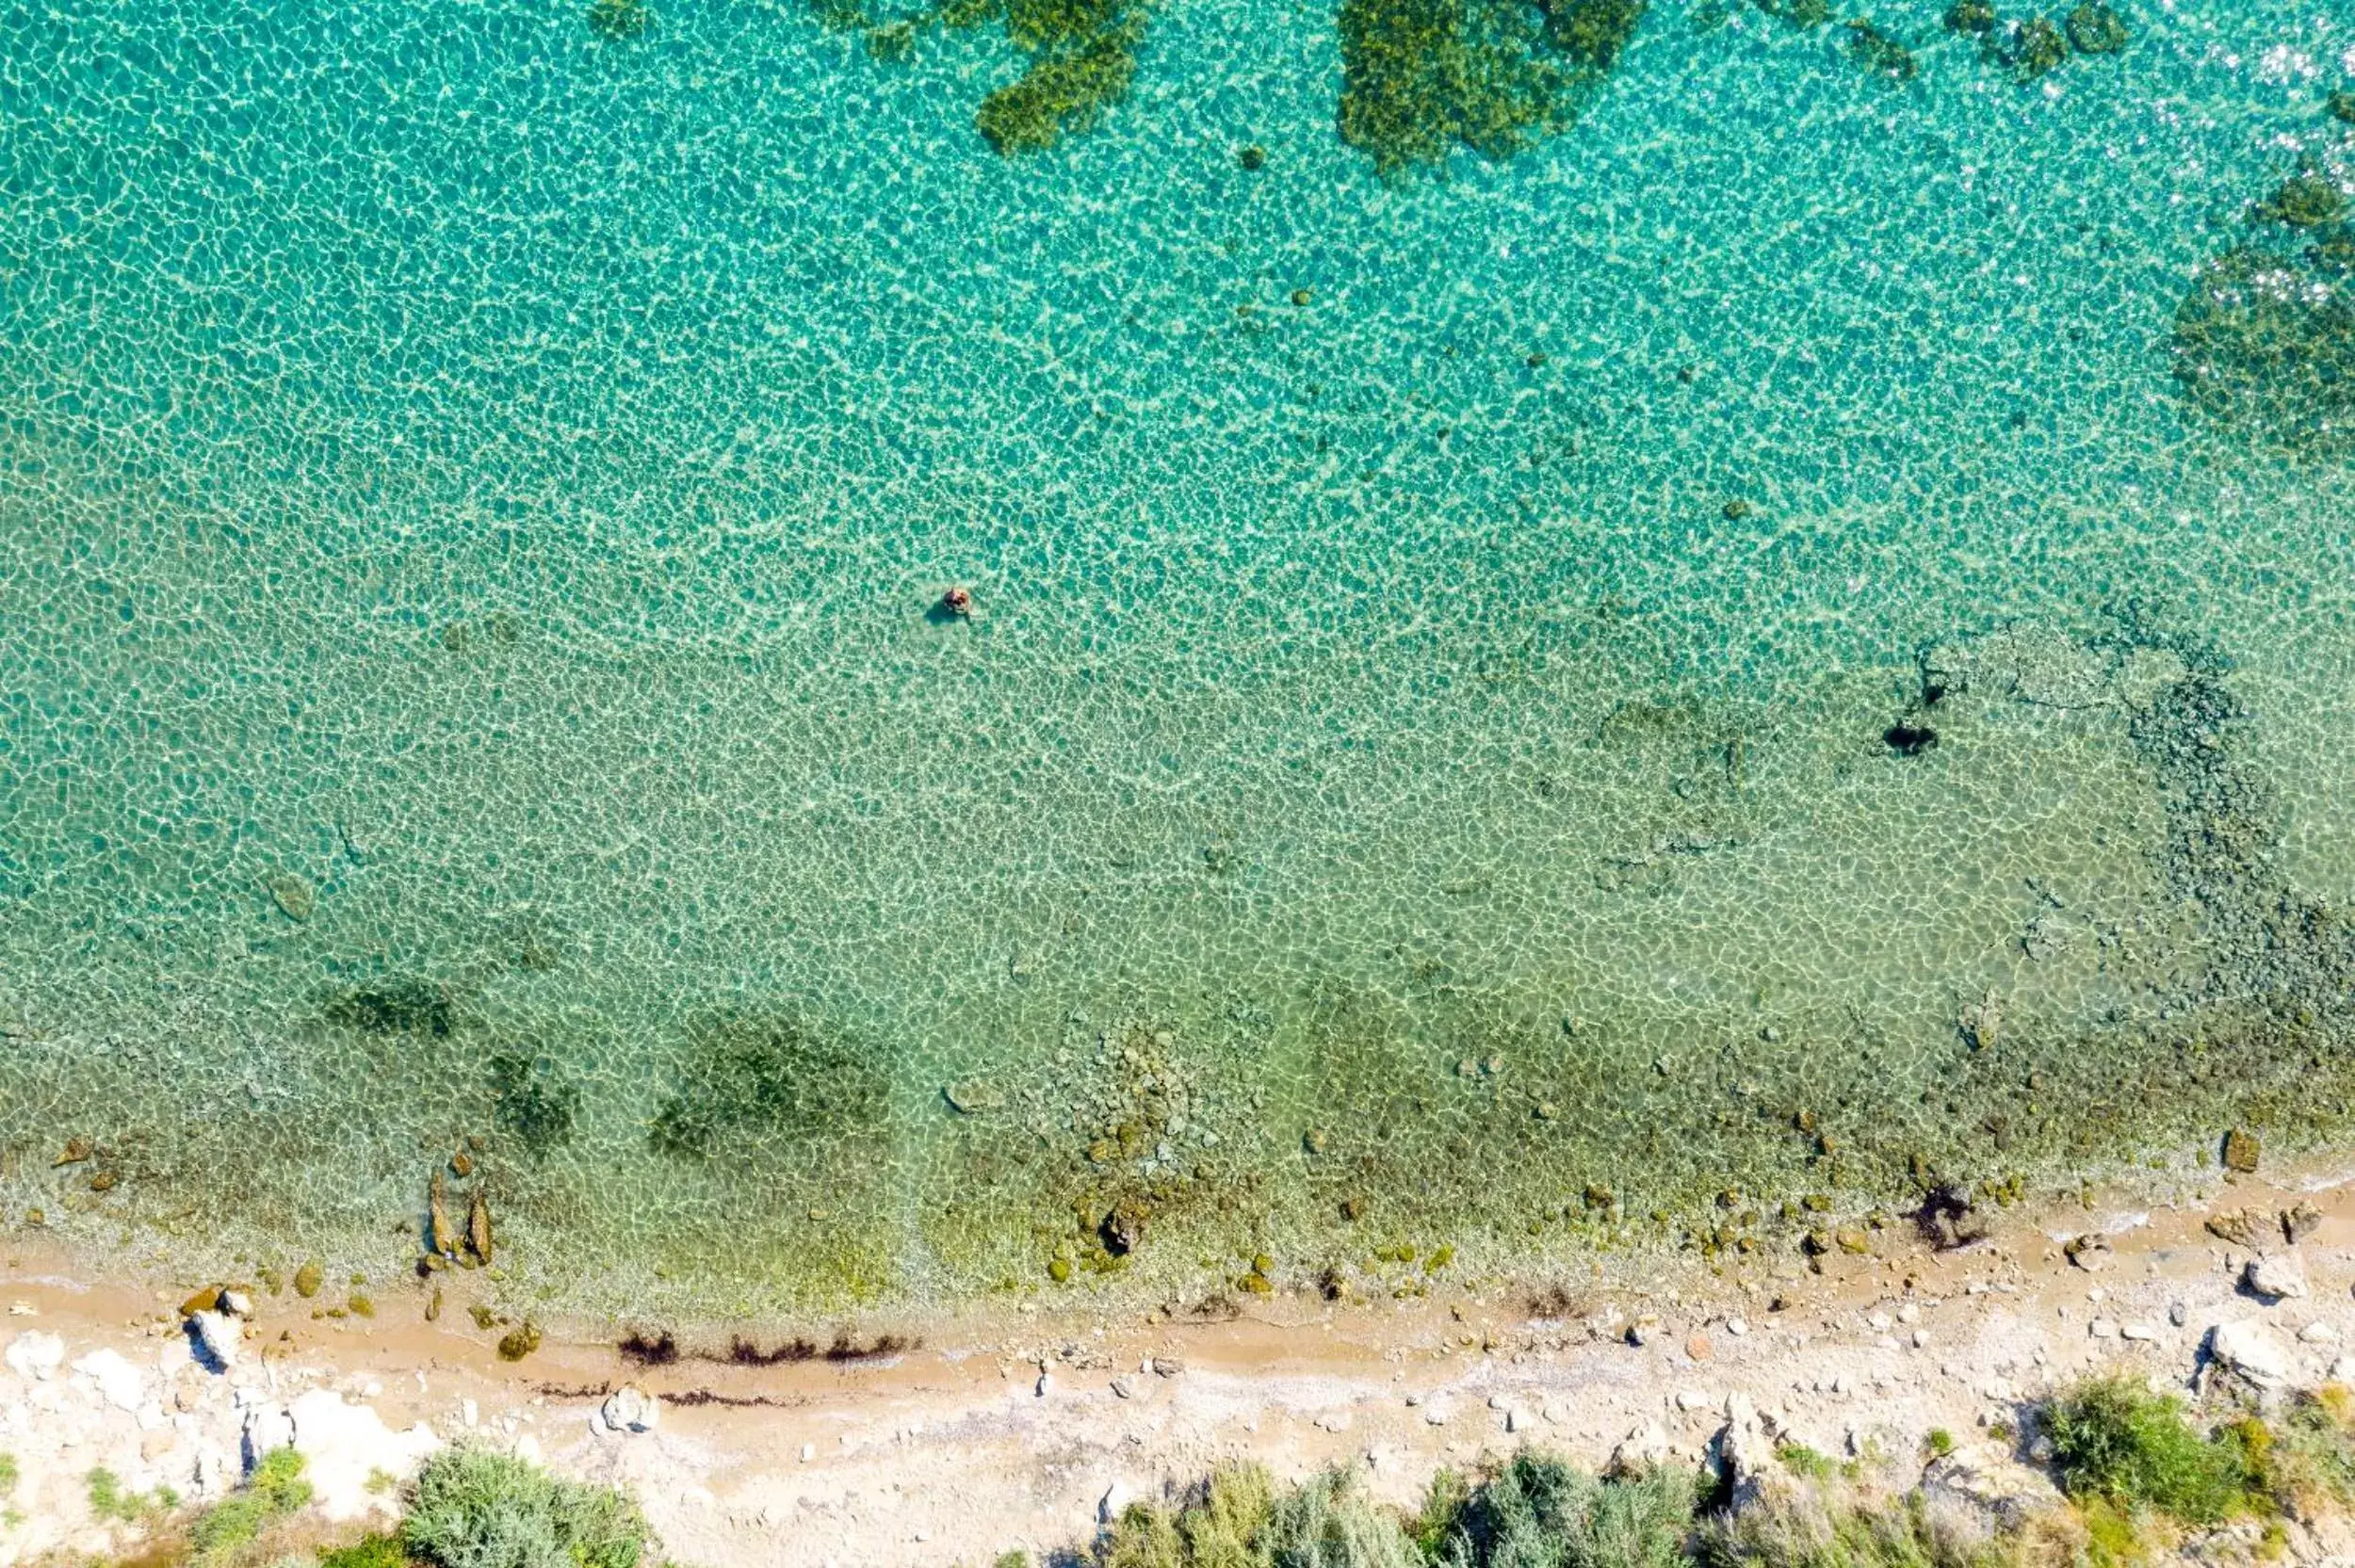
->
[[8, 1140, 2355, 1565]]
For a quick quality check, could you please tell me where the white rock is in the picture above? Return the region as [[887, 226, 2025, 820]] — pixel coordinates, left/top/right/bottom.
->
[[189, 1309, 243, 1370], [1911, 1329, 1931, 1350], [1423, 1398, 1453, 1426], [799, 1443, 816, 1462], [1897, 1304, 1921, 1325], [1609, 1422, 1671, 1475], [1098, 1481, 1132, 1525], [1727, 1318, 1748, 1337], [2247, 1253, 2310, 1301], [2120, 1323, 2161, 1343], [5, 1332, 63, 1382], [1922, 1443, 2066, 1528], [1504, 1406, 1527, 1433], [2298, 1322, 2340, 1346], [72, 1349, 146, 1412], [243, 1401, 297, 1468], [2210, 1319, 2294, 1387], [1715, 1402, 1778, 1509], [1867, 1313, 1893, 1332], [600, 1385, 658, 1433], [1675, 1389, 1713, 1411], [289, 1389, 440, 1521], [1110, 1376, 1138, 1400], [2088, 1319, 2119, 1339], [219, 1290, 254, 1318]]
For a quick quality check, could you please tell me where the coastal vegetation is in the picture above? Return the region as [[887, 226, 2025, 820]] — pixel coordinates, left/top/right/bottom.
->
[[1086, 1377, 2355, 1568], [82, 1448, 655, 1568]]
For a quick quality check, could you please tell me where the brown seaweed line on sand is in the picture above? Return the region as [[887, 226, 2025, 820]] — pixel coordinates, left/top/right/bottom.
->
[[616, 1329, 919, 1367]]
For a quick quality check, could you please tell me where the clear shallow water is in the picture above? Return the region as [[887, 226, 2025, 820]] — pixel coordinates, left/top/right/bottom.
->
[[2, 0, 2353, 1319]]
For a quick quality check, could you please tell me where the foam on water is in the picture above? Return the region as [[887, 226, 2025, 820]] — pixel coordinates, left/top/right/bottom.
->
[[2, 0, 2352, 1318]]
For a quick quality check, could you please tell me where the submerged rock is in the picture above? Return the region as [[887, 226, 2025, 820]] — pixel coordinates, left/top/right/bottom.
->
[[1100, 1195, 1149, 1255], [267, 872, 315, 922], [943, 1080, 1004, 1114], [429, 1174, 461, 1259], [295, 1259, 325, 1299], [2223, 1126, 2263, 1172], [468, 1189, 494, 1266]]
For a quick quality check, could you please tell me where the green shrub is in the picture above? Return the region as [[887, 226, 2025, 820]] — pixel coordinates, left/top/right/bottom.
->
[[2243, 1386, 2355, 1519], [1696, 1488, 2016, 1568], [322, 1534, 415, 1568], [88, 1465, 179, 1522], [1265, 1467, 1420, 1568], [402, 1447, 652, 1568], [1097, 1463, 1408, 1568], [191, 1495, 271, 1560], [2042, 1377, 2255, 1524], [1432, 1452, 1698, 1568], [190, 1448, 315, 1562]]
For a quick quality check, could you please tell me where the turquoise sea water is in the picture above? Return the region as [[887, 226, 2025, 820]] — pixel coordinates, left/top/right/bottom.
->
[[3, 0, 2353, 1319]]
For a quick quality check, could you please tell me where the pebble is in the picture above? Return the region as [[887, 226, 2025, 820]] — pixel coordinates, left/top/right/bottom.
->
[[2298, 1322, 2339, 1346], [2088, 1318, 2119, 1339], [1727, 1317, 1748, 1337], [1675, 1389, 1713, 1411], [800, 1443, 816, 1462], [1423, 1399, 1452, 1426], [2120, 1322, 2161, 1342], [1111, 1375, 1138, 1399]]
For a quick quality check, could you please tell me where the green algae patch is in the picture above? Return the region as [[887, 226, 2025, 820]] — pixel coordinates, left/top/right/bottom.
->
[[1540, 0, 1647, 69], [2174, 245, 2355, 456], [650, 1010, 888, 1158], [2062, 0, 2129, 53], [1336, 0, 1571, 175], [976, 2, 1150, 155], [2252, 173, 2348, 230], [588, 0, 653, 40], [864, 0, 1151, 154], [1843, 19, 1917, 81]]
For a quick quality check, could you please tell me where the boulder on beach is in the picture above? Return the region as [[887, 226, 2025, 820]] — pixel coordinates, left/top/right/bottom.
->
[[2210, 1318, 2293, 1387]]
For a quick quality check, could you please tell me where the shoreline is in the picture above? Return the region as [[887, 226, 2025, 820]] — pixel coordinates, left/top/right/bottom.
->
[[8, 1140, 2355, 1563]]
